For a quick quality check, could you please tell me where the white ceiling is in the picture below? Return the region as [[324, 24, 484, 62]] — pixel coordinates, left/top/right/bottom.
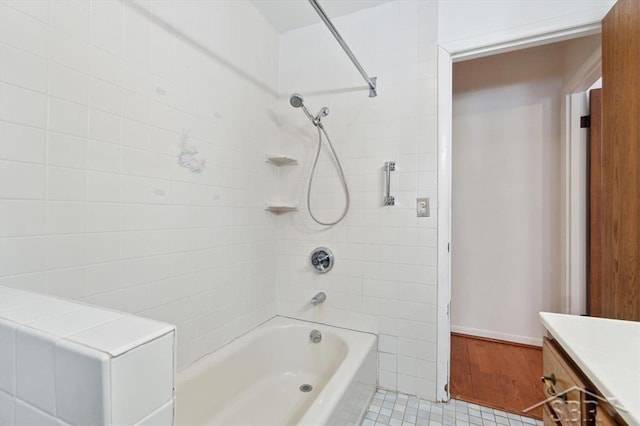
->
[[250, 0, 394, 33]]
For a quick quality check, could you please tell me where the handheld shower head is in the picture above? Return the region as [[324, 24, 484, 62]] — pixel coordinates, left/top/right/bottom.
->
[[290, 94, 304, 108], [290, 93, 329, 127], [315, 107, 329, 120]]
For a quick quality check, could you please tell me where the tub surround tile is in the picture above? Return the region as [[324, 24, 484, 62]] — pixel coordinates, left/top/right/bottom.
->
[[111, 333, 174, 425], [14, 398, 57, 426], [16, 326, 57, 415], [0, 121, 47, 165], [0, 287, 46, 312], [54, 339, 110, 426], [0, 390, 15, 425], [2, 0, 279, 374], [0, 287, 176, 426], [0, 319, 17, 394], [67, 315, 174, 357], [1, 299, 83, 325], [134, 398, 174, 426], [29, 306, 123, 337]]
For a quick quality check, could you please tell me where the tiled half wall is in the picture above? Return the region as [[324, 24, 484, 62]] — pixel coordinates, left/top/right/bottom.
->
[[0, 286, 175, 425]]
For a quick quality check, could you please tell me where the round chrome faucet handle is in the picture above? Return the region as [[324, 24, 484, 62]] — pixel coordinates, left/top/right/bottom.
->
[[310, 247, 334, 273]]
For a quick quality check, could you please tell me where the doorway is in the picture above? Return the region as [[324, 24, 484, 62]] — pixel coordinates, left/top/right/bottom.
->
[[448, 35, 601, 416]]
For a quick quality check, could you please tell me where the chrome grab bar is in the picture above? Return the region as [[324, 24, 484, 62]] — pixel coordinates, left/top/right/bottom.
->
[[384, 161, 395, 206]]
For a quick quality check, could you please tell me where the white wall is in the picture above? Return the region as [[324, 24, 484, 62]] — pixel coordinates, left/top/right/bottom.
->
[[451, 43, 569, 345], [277, 1, 439, 398], [439, 0, 615, 54], [0, 0, 280, 370]]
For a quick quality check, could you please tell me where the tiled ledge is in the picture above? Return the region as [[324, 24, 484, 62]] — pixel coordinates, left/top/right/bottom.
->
[[0, 286, 176, 426]]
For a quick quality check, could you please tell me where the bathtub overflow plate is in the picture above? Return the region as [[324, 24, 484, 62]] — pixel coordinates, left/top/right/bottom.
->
[[299, 384, 313, 392]]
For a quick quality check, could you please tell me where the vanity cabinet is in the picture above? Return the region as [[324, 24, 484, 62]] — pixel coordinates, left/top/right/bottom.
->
[[542, 337, 626, 425]]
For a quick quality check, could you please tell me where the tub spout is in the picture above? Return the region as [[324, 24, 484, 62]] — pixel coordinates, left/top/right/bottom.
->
[[311, 292, 326, 305]]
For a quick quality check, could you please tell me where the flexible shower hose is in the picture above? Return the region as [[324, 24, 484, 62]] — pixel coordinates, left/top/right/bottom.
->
[[306, 125, 350, 226]]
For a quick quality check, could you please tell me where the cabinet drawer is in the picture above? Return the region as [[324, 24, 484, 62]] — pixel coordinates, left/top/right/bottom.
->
[[542, 338, 587, 425]]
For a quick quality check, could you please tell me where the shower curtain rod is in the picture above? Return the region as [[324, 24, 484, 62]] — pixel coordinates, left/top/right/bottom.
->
[[308, 0, 378, 97]]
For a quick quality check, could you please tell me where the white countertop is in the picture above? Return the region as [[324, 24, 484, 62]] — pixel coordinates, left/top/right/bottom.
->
[[540, 312, 640, 425]]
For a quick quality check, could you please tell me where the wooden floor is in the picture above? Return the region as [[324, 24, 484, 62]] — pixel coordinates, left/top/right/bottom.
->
[[450, 333, 545, 420]]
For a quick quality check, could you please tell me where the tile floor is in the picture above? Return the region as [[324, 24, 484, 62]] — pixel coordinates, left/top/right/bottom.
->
[[362, 390, 544, 426]]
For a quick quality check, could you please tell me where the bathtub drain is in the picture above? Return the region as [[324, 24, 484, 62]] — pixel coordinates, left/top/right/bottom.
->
[[299, 384, 313, 392]]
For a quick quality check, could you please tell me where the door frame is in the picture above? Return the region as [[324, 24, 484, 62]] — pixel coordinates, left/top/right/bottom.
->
[[562, 48, 602, 316], [436, 23, 602, 402]]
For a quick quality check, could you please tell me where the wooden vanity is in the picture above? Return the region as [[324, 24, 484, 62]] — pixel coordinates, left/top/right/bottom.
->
[[539, 313, 639, 425]]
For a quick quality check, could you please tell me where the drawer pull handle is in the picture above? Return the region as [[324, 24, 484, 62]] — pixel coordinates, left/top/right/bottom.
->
[[541, 374, 556, 395]]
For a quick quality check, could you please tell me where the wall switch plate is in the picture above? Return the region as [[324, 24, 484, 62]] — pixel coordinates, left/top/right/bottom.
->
[[417, 197, 430, 217]]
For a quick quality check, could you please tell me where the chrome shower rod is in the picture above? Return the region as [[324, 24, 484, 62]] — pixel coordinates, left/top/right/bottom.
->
[[308, 0, 378, 97]]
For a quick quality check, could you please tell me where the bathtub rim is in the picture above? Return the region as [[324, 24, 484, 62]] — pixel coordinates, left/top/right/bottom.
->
[[176, 315, 378, 426]]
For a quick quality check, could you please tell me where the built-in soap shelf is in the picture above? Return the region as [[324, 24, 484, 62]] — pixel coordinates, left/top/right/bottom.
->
[[266, 155, 297, 214], [266, 156, 298, 166], [265, 205, 298, 214]]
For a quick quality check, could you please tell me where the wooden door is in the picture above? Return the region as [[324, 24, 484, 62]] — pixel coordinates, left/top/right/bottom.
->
[[598, 0, 640, 320]]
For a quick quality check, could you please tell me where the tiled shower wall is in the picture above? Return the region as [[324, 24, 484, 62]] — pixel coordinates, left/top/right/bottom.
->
[[277, 1, 439, 399], [0, 0, 280, 369]]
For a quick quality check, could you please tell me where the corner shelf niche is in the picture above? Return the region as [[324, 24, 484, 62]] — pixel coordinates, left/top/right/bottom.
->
[[266, 156, 298, 166], [266, 155, 298, 214]]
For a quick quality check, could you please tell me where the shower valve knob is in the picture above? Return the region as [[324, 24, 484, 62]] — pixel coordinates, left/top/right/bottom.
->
[[310, 247, 334, 273]]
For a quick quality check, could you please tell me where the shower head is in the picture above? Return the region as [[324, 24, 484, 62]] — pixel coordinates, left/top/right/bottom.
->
[[290, 93, 329, 127], [290, 93, 304, 108], [315, 107, 329, 120]]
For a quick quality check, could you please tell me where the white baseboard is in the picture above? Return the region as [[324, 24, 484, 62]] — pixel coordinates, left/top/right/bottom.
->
[[450, 325, 543, 347]]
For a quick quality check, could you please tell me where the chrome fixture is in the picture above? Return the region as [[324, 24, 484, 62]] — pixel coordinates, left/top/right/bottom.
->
[[309, 329, 322, 343], [311, 292, 327, 305], [290, 94, 350, 226], [307, 0, 377, 97], [384, 161, 396, 206], [310, 248, 334, 273], [289, 93, 304, 108], [289, 94, 330, 128]]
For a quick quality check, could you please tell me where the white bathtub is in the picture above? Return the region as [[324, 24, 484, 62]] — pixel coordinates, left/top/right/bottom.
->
[[176, 316, 377, 426]]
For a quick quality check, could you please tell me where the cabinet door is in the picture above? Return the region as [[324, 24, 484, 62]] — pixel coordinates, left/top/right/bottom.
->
[[543, 404, 559, 426], [542, 338, 586, 425], [596, 404, 624, 426]]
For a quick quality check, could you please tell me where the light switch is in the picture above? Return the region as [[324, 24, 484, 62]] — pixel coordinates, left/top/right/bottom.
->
[[417, 197, 430, 217]]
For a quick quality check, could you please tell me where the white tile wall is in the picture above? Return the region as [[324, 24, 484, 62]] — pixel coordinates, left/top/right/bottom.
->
[[135, 399, 174, 426], [16, 326, 57, 414], [0, 0, 280, 369], [54, 339, 110, 425], [110, 333, 174, 425], [0, 390, 14, 425], [14, 399, 56, 426], [0, 319, 17, 394], [0, 287, 176, 426], [276, 1, 439, 399]]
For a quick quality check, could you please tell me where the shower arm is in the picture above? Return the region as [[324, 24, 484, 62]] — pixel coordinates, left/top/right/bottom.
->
[[307, 0, 378, 98]]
